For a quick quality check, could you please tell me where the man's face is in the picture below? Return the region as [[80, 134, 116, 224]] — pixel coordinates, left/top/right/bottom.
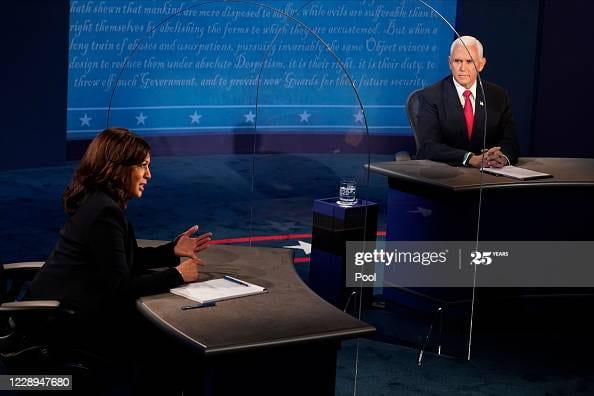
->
[[448, 44, 486, 89]]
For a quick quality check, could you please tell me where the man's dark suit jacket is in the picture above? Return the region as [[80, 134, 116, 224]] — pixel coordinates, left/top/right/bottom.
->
[[414, 76, 519, 165], [31, 190, 183, 316]]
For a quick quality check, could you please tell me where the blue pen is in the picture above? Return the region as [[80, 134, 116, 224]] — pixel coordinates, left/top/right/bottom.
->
[[181, 301, 216, 310], [224, 275, 249, 287]]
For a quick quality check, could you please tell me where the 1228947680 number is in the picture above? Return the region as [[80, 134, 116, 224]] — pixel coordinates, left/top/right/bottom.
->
[[0, 375, 72, 391]]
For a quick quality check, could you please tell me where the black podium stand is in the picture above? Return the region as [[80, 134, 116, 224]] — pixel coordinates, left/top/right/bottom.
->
[[309, 198, 378, 310]]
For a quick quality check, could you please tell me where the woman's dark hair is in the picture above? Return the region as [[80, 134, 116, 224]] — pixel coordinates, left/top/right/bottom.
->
[[63, 127, 150, 214]]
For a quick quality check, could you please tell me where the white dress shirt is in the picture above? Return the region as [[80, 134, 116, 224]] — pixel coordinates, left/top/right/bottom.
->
[[452, 77, 509, 166], [452, 77, 477, 114]]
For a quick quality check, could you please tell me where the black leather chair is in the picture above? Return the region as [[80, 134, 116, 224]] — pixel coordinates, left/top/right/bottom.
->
[[0, 261, 119, 386], [0, 260, 184, 394], [392, 88, 424, 161], [405, 87, 424, 151], [0, 261, 79, 373]]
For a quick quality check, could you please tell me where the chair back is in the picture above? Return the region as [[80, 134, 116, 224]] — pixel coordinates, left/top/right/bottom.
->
[[405, 88, 424, 150], [1, 262, 43, 303]]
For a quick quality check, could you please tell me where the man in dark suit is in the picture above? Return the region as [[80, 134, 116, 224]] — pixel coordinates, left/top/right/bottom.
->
[[415, 36, 519, 168]]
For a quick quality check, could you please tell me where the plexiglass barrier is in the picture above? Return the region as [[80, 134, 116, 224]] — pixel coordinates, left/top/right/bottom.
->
[[98, 1, 486, 392], [99, 0, 490, 393]]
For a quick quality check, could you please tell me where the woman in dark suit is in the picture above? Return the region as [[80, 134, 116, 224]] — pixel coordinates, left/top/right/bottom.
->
[[30, 127, 211, 392], [32, 127, 210, 314]]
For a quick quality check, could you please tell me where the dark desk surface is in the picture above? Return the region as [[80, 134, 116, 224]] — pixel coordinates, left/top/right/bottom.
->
[[368, 157, 594, 192], [136, 244, 375, 356]]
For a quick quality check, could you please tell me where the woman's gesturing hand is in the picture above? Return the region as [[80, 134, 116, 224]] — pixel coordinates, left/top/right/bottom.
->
[[174, 225, 212, 258], [175, 257, 204, 283]]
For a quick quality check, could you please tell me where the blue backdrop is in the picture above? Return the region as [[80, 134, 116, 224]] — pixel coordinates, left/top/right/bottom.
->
[[67, 0, 457, 139]]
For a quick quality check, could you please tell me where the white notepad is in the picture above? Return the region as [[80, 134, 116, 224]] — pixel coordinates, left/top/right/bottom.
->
[[171, 276, 267, 304], [481, 165, 552, 180]]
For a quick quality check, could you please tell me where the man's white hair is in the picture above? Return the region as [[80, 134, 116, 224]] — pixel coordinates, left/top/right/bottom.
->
[[450, 36, 484, 58]]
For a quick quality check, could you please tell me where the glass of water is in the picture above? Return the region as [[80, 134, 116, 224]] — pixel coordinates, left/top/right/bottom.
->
[[338, 179, 357, 207]]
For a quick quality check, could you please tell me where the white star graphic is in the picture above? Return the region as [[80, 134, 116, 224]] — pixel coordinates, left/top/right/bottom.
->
[[283, 241, 311, 255], [298, 110, 311, 123], [79, 113, 92, 127], [135, 112, 148, 125], [353, 110, 365, 124], [244, 111, 256, 124], [408, 206, 432, 217], [189, 110, 202, 124]]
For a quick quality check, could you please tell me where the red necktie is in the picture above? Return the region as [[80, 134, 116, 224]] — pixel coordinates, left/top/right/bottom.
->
[[463, 90, 474, 139]]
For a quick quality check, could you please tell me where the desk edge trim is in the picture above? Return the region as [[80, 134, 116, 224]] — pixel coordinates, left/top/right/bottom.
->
[[137, 298, 375, 355], [136, 300, 208, 351], [202, 326, 376, 356]]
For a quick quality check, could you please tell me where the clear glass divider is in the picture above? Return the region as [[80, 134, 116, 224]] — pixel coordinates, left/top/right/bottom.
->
[[104, 0, 487, 393]]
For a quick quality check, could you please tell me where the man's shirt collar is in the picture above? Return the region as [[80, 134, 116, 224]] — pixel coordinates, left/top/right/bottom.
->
[[452, 77, 477, 101]]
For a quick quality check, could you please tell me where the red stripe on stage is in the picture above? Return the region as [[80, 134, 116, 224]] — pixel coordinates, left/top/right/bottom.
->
[[210, 231, 384, 264], [209, 233, 312, 244], [209, 231, 386, 245]]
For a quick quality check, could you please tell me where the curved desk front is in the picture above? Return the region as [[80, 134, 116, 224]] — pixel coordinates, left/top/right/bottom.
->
[[367, 158, 594, 341], [368, 157, 594, 241], [137, 243, 375, 395]]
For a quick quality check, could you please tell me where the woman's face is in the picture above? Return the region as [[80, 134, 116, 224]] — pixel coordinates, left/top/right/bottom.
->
[[127, 154, 151, 199]]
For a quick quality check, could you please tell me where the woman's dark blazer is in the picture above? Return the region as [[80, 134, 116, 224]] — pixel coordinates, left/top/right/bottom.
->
[[31, 190, 183, 315]]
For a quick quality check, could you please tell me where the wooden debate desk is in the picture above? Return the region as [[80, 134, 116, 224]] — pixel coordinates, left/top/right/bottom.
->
[[367, 158, 594, 333], [368, 157, 594, 241], [136, 243, 375, 395]]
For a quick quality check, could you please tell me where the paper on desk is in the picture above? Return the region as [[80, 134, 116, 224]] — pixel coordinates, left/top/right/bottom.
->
[[171, 277, 267, 304], [481, 165, 551, 180]]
